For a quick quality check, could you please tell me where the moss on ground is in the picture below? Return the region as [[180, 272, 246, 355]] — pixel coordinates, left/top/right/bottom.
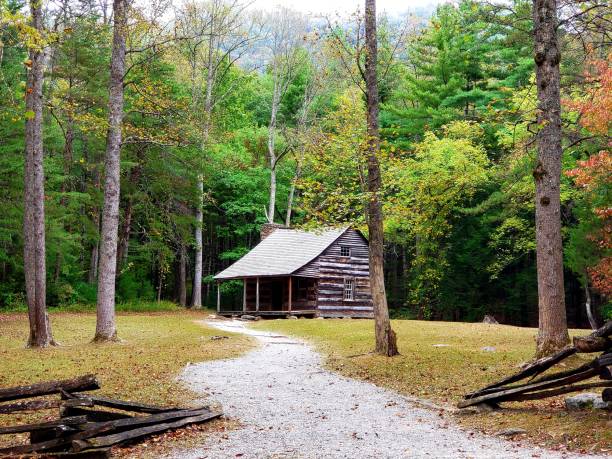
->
[[253, 318, 611, 454]]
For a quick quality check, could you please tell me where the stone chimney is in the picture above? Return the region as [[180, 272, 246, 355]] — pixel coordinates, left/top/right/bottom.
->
[[260, 222, 287, 240]]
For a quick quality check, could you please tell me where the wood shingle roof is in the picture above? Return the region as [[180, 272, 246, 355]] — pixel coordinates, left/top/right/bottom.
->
[[214, 227, 347, 280]]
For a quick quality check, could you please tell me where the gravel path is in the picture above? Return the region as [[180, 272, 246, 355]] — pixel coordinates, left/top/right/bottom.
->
[[169, 320, 598, 459]]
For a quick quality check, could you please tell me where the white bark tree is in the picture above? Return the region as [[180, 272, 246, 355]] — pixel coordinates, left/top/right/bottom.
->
[[175, 0, 260, 307], [285, 43, 329, 226], [263, 7, 307, 224]]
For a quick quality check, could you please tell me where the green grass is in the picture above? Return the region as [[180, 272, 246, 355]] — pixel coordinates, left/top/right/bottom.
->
[[0, 311, 254, 453], [253, 318, 611, 453]]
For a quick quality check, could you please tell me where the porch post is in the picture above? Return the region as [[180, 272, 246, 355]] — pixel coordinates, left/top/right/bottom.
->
[[256, 277, 260, 312], [288, 276, 292, 312], [216, 282, 220, 313], [243, 279, 247, 312]]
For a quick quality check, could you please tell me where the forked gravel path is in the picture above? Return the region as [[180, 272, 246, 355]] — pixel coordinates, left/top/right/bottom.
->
[[168, 320, 598, 459]]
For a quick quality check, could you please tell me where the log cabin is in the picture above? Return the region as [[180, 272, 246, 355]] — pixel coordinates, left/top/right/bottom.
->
[[214, 224, 374, 318]]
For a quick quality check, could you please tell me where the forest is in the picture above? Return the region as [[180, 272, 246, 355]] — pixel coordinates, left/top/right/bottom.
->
[[0, 0, 610, 331]]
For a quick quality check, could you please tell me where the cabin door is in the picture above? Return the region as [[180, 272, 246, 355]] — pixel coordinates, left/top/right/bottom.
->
[[271, 280, 284, 310]]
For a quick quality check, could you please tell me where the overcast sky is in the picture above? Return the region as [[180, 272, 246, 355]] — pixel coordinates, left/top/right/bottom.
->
[[249, 0, 447, 17]]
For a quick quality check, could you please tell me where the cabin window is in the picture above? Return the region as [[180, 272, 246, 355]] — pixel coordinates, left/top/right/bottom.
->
[[340, 246, 351, 257], [343, 277, 354, 301]]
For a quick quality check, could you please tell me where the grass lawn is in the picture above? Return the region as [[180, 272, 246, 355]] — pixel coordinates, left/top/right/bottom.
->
[[253, 318, 611, 454], [0, 310, 253, 456]]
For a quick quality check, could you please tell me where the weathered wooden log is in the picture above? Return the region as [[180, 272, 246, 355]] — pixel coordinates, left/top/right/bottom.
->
[[0, 397, 93, 414], [502, 381, 612, 402], [592, 321, 612, 338], [60, 407, 133, 422], [70, 393, 179, 414], [0, 399, 60, 414], [0, 419, 115, 456], [0, 416, 88, 435], [573, 336, 611, 353], [72, 410, 221, 452], [467, 354, 604, 399], [30, 425, 79, 444], [600, 366, 612, 380], [74, 407, 214, 435], [62, 398, 94, 408], [464, 346, 577, 398], [602, 388, 612, 402], [0, 375, 99, 403], [0, 409, 213, 455], [465, 321, 612, 399], [458, 366, 600, 408]]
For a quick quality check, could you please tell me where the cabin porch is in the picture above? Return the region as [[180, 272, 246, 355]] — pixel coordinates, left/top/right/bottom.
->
[[217, 276, 318, 316]]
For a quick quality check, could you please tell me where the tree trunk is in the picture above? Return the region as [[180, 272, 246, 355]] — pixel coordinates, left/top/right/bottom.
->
[[285, 161, 300, 227], [88, 239, 99, 284], [532, 0, 569, 357], [54, 116, 75, 284], [157, 264, 163, 302], [116, 160, 141, 270], [584, 278, 598, 330], [266, 82, 280, 224], [179, 244, 187, 306], [95, 0, 127, 342], [24, 0, 54, 348], [116, 198, 133, 269], [88, 163, 101, 284], [285, 104, 309, 227], [59, 116, 74, 202], [364, 0, 398, 356], [192, 181, 204, 310], [191, 30, 215, 309]]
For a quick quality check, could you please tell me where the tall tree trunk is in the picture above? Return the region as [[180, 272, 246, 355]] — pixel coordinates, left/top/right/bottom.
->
[[532, 0, 569, 357], [24, 0, 54, 348], [364, 0, 398, 356], [157, 262, 163, 302], [88, 239, 99, 284], [285, 161, 300, 227], [191, 29, 215, 309], [191, 123, 211, 311], [285, 102, 309, 227], [584, 275, 598, 330], [53, 114, 75, 284], [179, 244, 187, 306], [192, 176, 204, 308], [94, 0, 127, 342], [266, 82, 280, 224], [88, 166, 101, 285], [116, 197, 133, 269], [116, 158, 140, 270], [60, 116, 74, 198]]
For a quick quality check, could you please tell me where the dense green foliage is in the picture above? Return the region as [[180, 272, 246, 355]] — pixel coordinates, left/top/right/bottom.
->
[[0, 0, 609, 323]]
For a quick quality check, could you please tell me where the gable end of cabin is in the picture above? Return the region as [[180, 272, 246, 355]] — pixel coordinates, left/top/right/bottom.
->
[[314, 229, 374, 318]]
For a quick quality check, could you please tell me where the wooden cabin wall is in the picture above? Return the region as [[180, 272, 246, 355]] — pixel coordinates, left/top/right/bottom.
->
[[292, 277, 317, 310], [244, 279, 272, 311], [316, 230, 374, 318]]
